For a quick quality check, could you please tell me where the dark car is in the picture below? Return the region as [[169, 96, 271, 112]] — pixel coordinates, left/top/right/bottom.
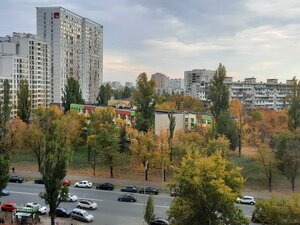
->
[[96, 183, 114, 191], [9, 176, 24, 183], [56, 207, 71, 218], [1, 189, 9, 196], [139, 187, 159, 195], [118, 194, 137, 202], [34, 178, 44, 184], [120, 185, 138, 193], [151, 218, 170, 225]]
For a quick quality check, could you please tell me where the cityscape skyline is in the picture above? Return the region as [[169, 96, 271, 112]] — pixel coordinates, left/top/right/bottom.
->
[[1, 0, 300, 83]]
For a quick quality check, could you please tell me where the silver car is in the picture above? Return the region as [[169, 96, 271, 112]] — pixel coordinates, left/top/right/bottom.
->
[[71, 208, 94, 222]]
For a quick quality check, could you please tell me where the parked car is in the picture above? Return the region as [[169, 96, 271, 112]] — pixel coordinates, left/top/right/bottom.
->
[[76, 199, 98, 210], [151, 218, 170, 225], [56, 207, 71, 218], [62, 179, 71, 186], [9, 176, 24, 183], [34, 178, 44, 184], [120, 185, 138, 193], [96, 183, 114, 191], [118, 194, 137, 202], [237, 196, 256, 205], [71, 208, 94, 222], [1, 189, 9, 196], [139, 187, 159, 195], [74, 180, 92, 188], [25, 202, 48, 214], [1, 202, 19, 212], [60, 193, 78, 202]]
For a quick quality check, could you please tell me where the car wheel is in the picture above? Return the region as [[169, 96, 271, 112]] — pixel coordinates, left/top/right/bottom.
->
[[119, 199, 122, 201], [250, 202, 254, 205]]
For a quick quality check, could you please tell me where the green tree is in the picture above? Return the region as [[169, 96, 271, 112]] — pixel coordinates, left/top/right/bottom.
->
[[216, 111, 239, 150], [0, 154, 9, 199], [273, 131, 300, 192], [208, 63, 229, 120], [88, 108, 121, 178], [119, 125, 127, 152], [132, 73, 156, 132], [144, 196, 156, 225], [122, 86, 132, 99], [40, 115, 74, 225], [288, 77, 300, 131], [17, 79, 31, 123], [61, 77, 84, 113], [97, 83, 112, 105], [168, 149, 248, 225]]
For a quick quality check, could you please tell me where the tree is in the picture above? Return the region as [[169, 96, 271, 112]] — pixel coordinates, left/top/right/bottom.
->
[[216, 111, 239, 150], [61, 77, 84, 113], [97, 83, 112, 105], [230, 99, 244, 157], [132, 73, 156, 132], [122, 86, 132, 99], [88, 108, 121, 178], [2, 80, 11, 123], [288, 77, 300, 131], [273, 131, 300, 192], [130, 131, 156, 181], [119, 125, 127, 152], [40, 115, 74, 225], [0, 154, 9, 199], [207, 63, 229, 120], [168, 149, 248, 225], [17, 79, 31, 123], [168, 112, 176, 162], [144, 196, 155, 225]]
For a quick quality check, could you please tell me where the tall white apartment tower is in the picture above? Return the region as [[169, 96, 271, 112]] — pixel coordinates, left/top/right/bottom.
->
[[36, 7, 103, 104]]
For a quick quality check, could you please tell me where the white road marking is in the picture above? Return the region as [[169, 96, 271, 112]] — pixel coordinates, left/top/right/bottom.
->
[[132, 202, 169, 208]]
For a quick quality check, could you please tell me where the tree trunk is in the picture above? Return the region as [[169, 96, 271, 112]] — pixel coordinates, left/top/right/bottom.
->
[[51, 214, 55, 225], [88, 145, 91, 161], [292, 177, 295, 192], [170, 146, 173, 162], [110, 165, 113, 178], [268, 164, 272, 192], [145, 168, 148, 181], [163, 169, 166, 182]]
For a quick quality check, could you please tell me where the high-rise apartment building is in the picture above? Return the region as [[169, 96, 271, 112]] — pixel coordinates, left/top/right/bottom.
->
[[0, 54, 29, 116], [36, 7, 103, 104], [0, 33, 51, 109]]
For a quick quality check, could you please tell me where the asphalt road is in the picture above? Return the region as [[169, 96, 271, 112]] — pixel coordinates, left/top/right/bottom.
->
[[2, 182, 257, 225]]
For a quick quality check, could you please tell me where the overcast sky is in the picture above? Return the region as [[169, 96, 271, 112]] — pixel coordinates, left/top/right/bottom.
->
[[1, 0, 300, 84]]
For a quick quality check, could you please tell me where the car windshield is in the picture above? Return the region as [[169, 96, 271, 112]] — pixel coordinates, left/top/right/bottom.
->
[[82, 212, 90, 217]]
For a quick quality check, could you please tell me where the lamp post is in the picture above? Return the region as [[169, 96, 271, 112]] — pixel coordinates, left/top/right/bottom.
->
[[142, 160, 148, 225], [161, 144, 165, 192]]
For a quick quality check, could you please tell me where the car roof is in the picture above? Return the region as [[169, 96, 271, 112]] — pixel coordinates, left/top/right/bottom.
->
[[72, 208, 87, 213], [4, 201, 16, 205], [243, 195, 254, 198]]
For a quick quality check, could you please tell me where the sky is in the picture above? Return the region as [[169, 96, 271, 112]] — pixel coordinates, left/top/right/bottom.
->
[[1, 0, 300, 84]]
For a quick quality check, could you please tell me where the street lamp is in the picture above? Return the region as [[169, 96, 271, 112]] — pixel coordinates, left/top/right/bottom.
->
[[142, 160, 148, 225], [161, 144, 165, 192]]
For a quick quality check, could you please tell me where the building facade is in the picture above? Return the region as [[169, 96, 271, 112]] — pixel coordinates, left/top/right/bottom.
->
[[0, 33, 51, 109], [36, 7, 103, 104], [0, 54, 29, 116]]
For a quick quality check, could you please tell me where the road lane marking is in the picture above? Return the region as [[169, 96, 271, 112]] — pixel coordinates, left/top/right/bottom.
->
[[131, 203, 169, 209]]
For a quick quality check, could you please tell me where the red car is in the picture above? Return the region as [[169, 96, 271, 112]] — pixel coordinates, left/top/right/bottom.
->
[[62, 179, 71, 186], [1, 202, 19, 212]]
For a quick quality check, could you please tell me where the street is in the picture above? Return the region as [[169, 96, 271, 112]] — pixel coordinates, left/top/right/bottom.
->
[[2, 182, 256, 225]]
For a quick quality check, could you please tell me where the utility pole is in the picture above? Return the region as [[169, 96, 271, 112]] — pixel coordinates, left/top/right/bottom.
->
[[161, 144, 165, 192], [142, 160, 148, 225]]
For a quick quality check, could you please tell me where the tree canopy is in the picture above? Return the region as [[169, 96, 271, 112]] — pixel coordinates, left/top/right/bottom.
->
[[61, 77, 84, 113], [97, 83, 112, 105], [17, 79, 31, 123]]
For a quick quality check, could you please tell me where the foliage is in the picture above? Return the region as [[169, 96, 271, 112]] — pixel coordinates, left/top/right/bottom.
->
[[132, 73, 156, 132], [61, 77, 84, 113], [2, 80, 11, 123], [17, 79, 31, 123], [207, 63, 229, 120], [273, 131, 300, 192], [288, 77, 300, 131], [144, 196, 156, 225], [216, 111, 239, 150], [130, 131, 157, 181], [168, 112, 176, 161], [40, 115, 74, 225], [156, 96, 203, 112], [119, 125, 127, 152], [0, 154, 10, 198], [253, 195, 300, 225], [168, 149, 247, 225], [112, 86, 132, 100], [97, 83, 112, 105], [230, 99, 244, 156], [88, 108, 121, 178]]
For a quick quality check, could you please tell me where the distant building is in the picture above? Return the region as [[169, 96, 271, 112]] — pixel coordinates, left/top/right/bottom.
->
[[36, 6, 103, 104], [0, 32, 51, 109], [125, 82, 134, 88], [110, 81, 122, 89], [0, 54, 29, 117], [151, 73, 169, 94]]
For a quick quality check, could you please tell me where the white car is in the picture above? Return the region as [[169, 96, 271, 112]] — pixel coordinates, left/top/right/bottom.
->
[[71, 208, 94, 222], [76, 199, 98, 210], [74, 180, 93, 188], [60, 193, 78, 202], [237, 196, 256, 205], [25, 202, 48, 214]]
